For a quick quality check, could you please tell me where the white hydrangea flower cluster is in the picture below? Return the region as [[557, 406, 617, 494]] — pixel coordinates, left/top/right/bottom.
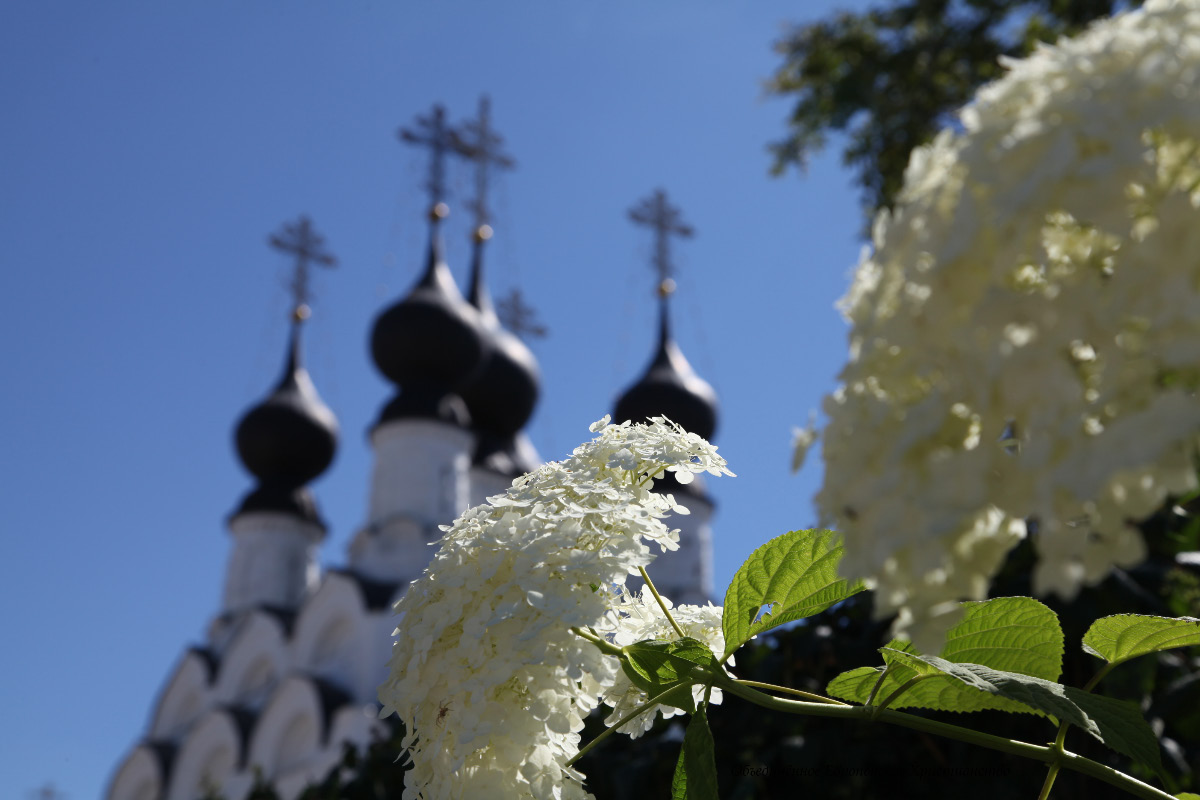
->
[[378, 416, 732, 800], [598, 585, 728, 738], [818, 0, 1200, 652]]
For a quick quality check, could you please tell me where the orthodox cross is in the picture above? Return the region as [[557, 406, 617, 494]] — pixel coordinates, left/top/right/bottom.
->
[[628, 188, 693, 294], [399, 104, 463, 213], [458, 95, 515, 234], [268, 216, 337, 319], [497, 288, 548, 340]]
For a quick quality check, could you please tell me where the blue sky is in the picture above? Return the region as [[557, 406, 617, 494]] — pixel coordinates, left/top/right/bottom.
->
[[0, 2, 874, 796]]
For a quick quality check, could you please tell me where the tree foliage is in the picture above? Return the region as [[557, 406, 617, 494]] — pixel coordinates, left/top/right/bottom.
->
[[767, 0, 1143, 220]]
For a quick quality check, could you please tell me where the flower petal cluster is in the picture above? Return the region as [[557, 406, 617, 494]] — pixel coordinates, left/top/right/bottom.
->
[[598, 585, 728, 737], [378, 416, 731, 800], [818, 0, 1200, 651]]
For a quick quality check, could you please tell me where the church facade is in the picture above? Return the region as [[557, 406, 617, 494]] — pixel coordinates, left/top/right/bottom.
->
[[105, 103, 719, 800]]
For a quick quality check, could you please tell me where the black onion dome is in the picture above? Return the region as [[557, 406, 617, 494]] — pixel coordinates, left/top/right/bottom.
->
[[235, 323, 339, 489], [370, 217, 487, 425], [614, 297, 718, 442], [475, 430, 541, 477], [459, 238, 540, 438]]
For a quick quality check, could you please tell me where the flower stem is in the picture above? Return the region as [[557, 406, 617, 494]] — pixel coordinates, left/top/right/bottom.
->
[[713, 676, 1175, 800], [1038, 713, 1072, 800], [873, 674, 944, 715], [639, 566, 686, 639], [1038, 662, 1115, 800], [734, 679, 848, 705], [566, 684, 689, 767], [637, 465, 667, 488], [1038, 762, 1064, 800], [570, 627, 623, 658], [865, 665, 893, 707], [1082, 663, 1115, 694]]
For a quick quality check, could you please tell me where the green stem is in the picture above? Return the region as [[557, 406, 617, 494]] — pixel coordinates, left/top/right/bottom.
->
[[865, 665, 893, 707], [1052, 749, 1173, 800], [714, 677, 1175, 800], [717, 677, 1047, 756], [1039, 662, 1116, 800], [734, 679, 848, 706], [570, 627, 623, 658], [1038, 761, 1063, 800], [1082, 663, 1115, 694], [637, 465, 667, 488], [639, 566, 686, 639], [565, 684, 686, 767], [1038, 713, 1072, 800], [873, 674, 942, 715]]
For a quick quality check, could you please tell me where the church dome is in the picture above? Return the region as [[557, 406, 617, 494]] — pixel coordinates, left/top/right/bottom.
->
[[462, 326, 538, 435], [235, 322, 339, 489], [459, 235, 540, 438], [370, 207, 487, 425], [614, 297, 717, 442]]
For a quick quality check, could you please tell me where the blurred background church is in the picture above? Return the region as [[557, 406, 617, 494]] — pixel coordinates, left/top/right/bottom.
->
[[104, 99, 723, 800], [3, 6, 866, 798]]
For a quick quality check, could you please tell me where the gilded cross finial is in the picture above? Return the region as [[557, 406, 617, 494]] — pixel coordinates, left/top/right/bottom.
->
[[628, 188, 693, 296], [268, 216, 337, 320], [458, 95, 515, 236], [399, 104, 463, 216], [496, 288, 547, 340]]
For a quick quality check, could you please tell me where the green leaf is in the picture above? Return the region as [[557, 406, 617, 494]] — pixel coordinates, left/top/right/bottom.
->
[[623, 638, 719, 684], [721, 529, 865, 658], [671, 705, 719, 800], [826, 666, 886, 705], [880, 646, 949, 678], [826, 597, 1063, 716], [621, 638, 720, 714], [1082, 614, 1200, 667], [653, 683, 699, 716], [899, 654, 1163, 776], [1174, 794, 1200, 799], [940, 597, 1064, 678], [1066, 689, 1166, 779]]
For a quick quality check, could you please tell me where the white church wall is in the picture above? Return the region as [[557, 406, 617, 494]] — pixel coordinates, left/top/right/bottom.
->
[[367, 419, 473, 528], [270, 705, 379, 800], [212, 612, 288, 711], [246, 676, 381, 800], [222, 512, 323, 615], [328, 704, 380, 755], [364, 609, 403, 704], [350, 419, 474, 584], [149, 650, 214, 742], [166, 711, 243, 800], [289, 574, 364, 696], [248, 678, 320, 788], [468, 464, 513, 508], [106, 745, 165, 800]]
